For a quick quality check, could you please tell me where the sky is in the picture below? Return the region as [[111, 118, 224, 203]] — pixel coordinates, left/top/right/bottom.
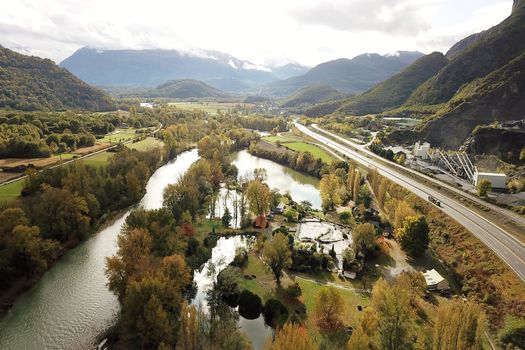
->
[[0, 0, 513, 67]]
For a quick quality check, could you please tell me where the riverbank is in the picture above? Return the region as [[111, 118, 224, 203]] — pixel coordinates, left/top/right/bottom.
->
[[0, 149, 200, 350], [0, 195, 141, 317]]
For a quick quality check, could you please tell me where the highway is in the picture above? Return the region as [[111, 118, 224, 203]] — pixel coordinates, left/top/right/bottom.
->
[[295, 122, 525, 283], [310, 124, 525, 230]]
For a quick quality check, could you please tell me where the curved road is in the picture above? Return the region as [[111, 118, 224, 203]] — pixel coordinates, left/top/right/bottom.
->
[[295, 123, 525, 283]]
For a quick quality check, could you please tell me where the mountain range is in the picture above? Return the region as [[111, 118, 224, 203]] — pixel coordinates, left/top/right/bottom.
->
[[263, 52, 424, 97], [60, 48, 423, 97], [60, 48, 292, 92], [0, 46, 114, 111]]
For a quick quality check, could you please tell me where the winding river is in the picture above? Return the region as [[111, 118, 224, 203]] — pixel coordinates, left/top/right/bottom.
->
[[0, 149, 321, 350]]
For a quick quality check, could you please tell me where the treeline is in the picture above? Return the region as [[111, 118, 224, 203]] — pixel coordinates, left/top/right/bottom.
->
[[0, 110, 157, 158], [154, 106, 261, 160], [236, 115, 288, 133], [0, 147, 162, 294]]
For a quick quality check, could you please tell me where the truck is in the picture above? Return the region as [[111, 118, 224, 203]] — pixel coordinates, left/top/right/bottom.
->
[[428, 195, 441, 206]]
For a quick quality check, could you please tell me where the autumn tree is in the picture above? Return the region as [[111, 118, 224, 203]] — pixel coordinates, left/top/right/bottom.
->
[[370, 279, 414, 350], [348, 308, 378, 350], [396, 215, 430, 256], [265, 323, 317, 350], [476, 179, 491, 197], [347, 166, 356, 194], [432, 301, 485, 350], [246, 179, 271, 217], [263, 233, 292, 284], [352, 223, 377, 260], [320, 174, 344, 211], [352, 171, 362, 203], [106, 228, 154, 298], [377, 178, 387, 208], [393, 200, 416, 230], [396, 271, 426, 306], [314, 286, 346, 332]]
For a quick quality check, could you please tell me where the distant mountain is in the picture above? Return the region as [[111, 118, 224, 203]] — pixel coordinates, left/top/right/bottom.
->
[[307, 52, 448, 116], [271, 63, 310, 80], [264, 51, 424, 97], [0, 46, 114, 111], [60, 47, 278, 92], [144, 79, 230, 99], [281, 85, 346, 108]]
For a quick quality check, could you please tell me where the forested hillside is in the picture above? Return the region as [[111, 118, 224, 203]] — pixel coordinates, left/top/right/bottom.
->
[[306, 52, 448, 116], [0, 46, 115, 111], [280, 85, 345, 108]]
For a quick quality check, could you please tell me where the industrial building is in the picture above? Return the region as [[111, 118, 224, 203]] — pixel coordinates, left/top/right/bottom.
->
[[413, 141, 431, 160], [473, 172, 507, 189]]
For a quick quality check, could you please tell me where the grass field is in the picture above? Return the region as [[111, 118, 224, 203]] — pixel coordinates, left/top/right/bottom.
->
[[238, 251, 369, 342], [262, 134, 334, 163], [126, 137, 163, 151], [170, 102, 248, 114], [0, 178, 24, 203], [80, 152, 112, 168], [284, 142, 334, 163], [98, 128, 146, 144]]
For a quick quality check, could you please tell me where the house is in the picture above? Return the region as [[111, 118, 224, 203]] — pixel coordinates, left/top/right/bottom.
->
[[422, 269, 449, 291], [273, 202, 286, 214]]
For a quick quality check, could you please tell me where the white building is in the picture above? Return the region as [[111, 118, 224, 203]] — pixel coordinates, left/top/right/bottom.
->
[[422, 269, 449, 291], [473, 172, 507, 189], [414, 141, 431, 160]]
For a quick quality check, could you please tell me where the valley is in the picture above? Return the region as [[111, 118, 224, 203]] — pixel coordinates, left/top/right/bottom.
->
[[0, 1, 524, 349]]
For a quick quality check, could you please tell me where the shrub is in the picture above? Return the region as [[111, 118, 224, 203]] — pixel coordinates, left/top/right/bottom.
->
[[286, 283, 302, 298], [263, 299, 289, 327], [238, 290, 262, 320], [230, 247, 248, 268]]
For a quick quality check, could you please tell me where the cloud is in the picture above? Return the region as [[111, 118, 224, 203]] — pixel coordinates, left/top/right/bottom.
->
[[0, 0, 514, 66], [288, 0, 434, 35]]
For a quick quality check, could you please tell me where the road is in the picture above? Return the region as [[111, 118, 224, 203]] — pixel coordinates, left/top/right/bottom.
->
[[295, 122, 525, 283], [0, 124, 163, 188]]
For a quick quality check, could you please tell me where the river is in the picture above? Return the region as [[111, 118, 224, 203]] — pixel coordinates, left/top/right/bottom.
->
[[0, 149, 321, 350]]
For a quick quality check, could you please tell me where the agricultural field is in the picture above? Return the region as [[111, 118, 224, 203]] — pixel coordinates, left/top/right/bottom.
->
[[284, 142, 334, 163], [262, 134, 334, 163], [79, 151, 113, 168], [169, 102, 248, 114], [126, 137, 163, 152], [98, 127, 147, 144], [0, 178, 24, 203]]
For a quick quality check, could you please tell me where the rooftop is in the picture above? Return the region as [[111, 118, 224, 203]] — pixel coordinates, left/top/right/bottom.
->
[[474, 172, 507, 178], [422, 269, 445, 286]]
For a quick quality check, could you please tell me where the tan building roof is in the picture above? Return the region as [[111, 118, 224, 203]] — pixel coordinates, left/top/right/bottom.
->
[[423, 269, 445, 286]]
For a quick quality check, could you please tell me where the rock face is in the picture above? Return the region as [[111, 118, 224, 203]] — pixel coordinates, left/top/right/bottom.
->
[[418, 52, 525, 149], [464, 126, 525, 164], [514, 0, 525, 13]]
